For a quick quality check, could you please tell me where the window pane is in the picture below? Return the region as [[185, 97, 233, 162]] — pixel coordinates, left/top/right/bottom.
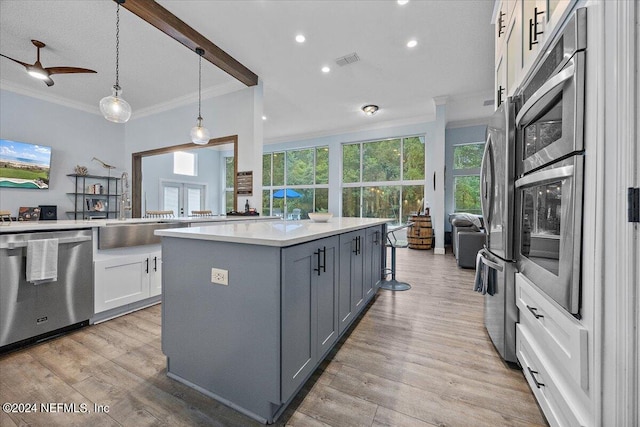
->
[[262, 190, 271, 216], [363, 185, 401, 223], [342, 144, 360, 183], [363, 139, 401, 182], [454, 175, 482, 214], [286, 149, 314, 185], [272, 190, 285, 214], [315, 147, 329, 184], [403, 136, 425, 180], [273, 152, 285, 186], [225, 157, 235, 189], [285, 188, 313, 219], [402, 185, 424, 223], [262, 154, 271, 186], [314, 188, 329, 212], [453, 143, 485, 170], [163, 186, 179, 215], [173, 151, 196, 176], [225, 190, 234, 213], [342, 187, 361, 217], [187, 188, 202, 213]]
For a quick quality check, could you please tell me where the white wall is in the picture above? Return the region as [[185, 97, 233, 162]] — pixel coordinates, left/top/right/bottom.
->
[[0, 89, 125, 218]]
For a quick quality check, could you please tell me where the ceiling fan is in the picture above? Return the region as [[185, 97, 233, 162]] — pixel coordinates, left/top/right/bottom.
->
[[0, 39, 96, 87]]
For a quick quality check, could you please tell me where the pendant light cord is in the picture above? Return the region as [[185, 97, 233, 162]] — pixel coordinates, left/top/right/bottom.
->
[[115, 2, 121, 90], [198, 53, 202, 119]]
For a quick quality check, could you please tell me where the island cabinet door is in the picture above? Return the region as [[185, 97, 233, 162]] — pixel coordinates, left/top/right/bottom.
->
[[364, 226, 383, 299], [338, 230, 365, 334], [281, 236, 339, 400]]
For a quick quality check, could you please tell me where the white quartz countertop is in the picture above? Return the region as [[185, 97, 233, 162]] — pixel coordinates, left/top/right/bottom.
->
[[0, 216, 278, 233], [155, 217, 392, 247]]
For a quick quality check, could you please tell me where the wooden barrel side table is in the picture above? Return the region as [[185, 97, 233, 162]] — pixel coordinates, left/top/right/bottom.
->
[[407, 215, 433, 249]]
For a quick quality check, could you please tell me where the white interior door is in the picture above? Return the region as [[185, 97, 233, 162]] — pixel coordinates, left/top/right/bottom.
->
[[161, 182, 205, 217]]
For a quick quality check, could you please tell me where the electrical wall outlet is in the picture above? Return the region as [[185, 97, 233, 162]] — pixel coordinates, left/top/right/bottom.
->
[[211, 268, 229, 286]]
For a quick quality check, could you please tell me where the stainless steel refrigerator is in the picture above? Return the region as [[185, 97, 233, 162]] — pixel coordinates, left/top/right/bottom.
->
[[478, 98, 518, 364]]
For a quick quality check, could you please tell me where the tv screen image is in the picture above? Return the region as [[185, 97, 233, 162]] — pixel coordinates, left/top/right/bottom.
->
[[0, 139, 52, 189]]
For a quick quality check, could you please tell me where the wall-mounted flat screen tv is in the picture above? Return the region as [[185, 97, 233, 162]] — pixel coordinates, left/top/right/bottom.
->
[[0, 139, 52, 189]]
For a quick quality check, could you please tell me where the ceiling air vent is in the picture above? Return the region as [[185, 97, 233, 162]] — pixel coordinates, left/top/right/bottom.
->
[[335, 52, 360, 67]]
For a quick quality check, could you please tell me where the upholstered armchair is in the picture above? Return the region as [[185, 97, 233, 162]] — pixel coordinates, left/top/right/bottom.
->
[[449, 213, 486, 269]]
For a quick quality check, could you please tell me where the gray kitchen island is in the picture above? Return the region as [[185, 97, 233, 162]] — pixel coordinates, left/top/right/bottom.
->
[[155, 217, 389, 424]]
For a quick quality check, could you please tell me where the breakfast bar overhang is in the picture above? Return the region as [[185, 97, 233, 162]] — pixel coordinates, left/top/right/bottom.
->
[[155, 217, 389, 424]]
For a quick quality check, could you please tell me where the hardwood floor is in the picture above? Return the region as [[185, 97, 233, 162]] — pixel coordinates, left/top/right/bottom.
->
[[0, 248, 547, 427]]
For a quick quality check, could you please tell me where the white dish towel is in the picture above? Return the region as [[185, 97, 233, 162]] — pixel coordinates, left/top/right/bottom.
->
[[26, 238, 59, 284]]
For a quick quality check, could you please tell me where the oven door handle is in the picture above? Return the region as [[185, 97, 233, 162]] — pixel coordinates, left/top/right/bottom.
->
[[1, 235, 92, 250], [515, 165, 574, 189], [515, 60, 575, 128]]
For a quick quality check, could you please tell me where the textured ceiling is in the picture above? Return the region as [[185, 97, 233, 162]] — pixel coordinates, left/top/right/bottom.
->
[[0, 0, 495, 143]]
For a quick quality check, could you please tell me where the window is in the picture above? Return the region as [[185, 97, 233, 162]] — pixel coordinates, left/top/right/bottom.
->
[[161, 182, 205, 216], [173, 151, 197, 176], [452, 142, 484, 214], [342, 136, 425, 224], [224, 156, 235, 212], [262, 147, 329, 218]]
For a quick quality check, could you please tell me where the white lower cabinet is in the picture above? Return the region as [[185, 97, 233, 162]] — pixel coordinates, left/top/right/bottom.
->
[[515, 273, 591, 427], [94, 250, 161, 313]]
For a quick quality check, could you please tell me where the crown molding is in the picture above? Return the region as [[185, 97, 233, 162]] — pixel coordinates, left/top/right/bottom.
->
[[0, 79, 100, 115], [131, 80, 243, 120]]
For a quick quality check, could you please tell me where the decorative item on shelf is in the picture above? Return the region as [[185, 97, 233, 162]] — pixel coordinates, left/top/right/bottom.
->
[[74, 165, 88, 176], [190, 47, 210, 145], [87, 198, 107, 212], [18, 207, 40, 221], [91, 157, 116, 177], [99, 0, 131, 123]]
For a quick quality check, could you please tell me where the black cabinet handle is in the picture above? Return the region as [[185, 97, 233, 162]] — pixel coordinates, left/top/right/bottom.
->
[[153, 256, 158, 272], [526, 304, 544, 319], [145, 258, 149, 274], [374, 231, 380, 245], [313, 247, 326, 276], [353, 236, 361, 255], [528, 7, 545, 50], [527, 367, 545, 388], [497, 85, 504, 106]]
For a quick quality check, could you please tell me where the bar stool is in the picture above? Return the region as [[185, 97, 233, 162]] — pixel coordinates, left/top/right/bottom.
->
[[379, 222, 414, 291]]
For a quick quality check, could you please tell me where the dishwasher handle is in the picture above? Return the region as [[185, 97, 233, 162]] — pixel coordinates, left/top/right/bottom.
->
[[1, 235, 91, 250]]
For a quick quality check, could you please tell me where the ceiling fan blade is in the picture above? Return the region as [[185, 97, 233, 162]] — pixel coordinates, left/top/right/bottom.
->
[[45, 66, 97, 75], [43, 76, 54, 87], [0, 53, 30, 68]]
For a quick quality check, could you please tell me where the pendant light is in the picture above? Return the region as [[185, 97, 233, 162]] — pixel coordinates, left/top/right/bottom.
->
[[100, 0, 132, 123], [190, 48, 210, 145]]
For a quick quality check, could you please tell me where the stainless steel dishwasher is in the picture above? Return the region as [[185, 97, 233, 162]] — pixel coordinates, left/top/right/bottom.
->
[[0, 229, 93, 350]]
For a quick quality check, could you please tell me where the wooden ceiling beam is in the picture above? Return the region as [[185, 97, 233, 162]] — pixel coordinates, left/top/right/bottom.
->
[[117, 0, 259, 87]]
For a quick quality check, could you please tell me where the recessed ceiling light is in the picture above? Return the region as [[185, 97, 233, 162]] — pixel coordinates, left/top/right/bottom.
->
[[407, 39, 418, 48], [361, 105, 379, 116], [262, 116, 267, 121], [397, 0, 409, 5], [295, 34, 306, 43], [321, 66, 330, 73]]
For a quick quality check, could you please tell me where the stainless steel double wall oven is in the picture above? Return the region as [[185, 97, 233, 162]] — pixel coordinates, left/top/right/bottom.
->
[[515, 8, 587, 316]]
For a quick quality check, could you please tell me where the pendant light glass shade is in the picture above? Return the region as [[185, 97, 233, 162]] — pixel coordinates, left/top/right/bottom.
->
[[190, 117, 210, 145], [101, 1, 131, 123], [191, 48, 210, 144], [100, 86, 132, 123]]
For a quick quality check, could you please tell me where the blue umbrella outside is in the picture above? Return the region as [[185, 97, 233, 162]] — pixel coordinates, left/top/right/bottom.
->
[[273, 188, 302, 198]]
